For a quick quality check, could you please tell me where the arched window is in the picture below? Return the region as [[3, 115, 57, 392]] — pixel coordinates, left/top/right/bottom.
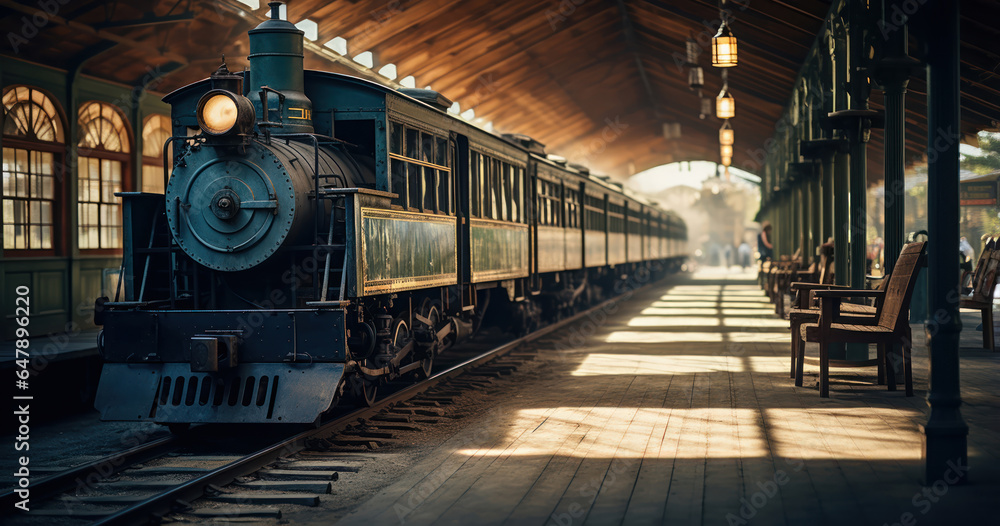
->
[[2, 86, 64, 252], [77, 101, 130, 250], [141, 114, 172, 193]]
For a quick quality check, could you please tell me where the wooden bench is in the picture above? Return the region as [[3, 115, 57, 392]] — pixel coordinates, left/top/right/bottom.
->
[[798, 241, 926, 397], [960, 235, 1000, 352], [787, 244, 877, 384], [765, 249, 803, 315]]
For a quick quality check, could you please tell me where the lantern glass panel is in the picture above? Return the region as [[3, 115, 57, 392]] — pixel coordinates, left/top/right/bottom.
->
[[712, 23, 738, 67], [720, 144, 733, 158], [720, 127, 734, 145], [713, 36, 738, 66], [688, 67, 704, 89], [686, 40, 699, 64], [721, 156, 732, 167], [716, 92, 735, 119]]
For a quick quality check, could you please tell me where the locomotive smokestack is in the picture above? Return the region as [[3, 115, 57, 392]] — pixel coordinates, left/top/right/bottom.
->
[[247, 1, 314, 133]]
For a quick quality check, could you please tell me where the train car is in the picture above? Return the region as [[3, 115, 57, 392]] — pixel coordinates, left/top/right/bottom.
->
[[92, 3, 686, 428]]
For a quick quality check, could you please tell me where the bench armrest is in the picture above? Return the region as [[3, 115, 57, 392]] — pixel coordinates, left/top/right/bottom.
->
[[789, 282, 850, 292], [813, 289, 885, 298], [813, 289, 884, 299]]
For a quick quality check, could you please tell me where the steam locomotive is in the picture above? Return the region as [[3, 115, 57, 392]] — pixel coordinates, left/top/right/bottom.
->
[[93, 2, 687, 426]]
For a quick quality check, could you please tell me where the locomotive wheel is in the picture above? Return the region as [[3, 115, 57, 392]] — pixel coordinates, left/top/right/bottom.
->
[[359, 380, 378, 407], [348, 375, 379, 407], [416, 301, 439, 379], [390, 316, 411, 362]]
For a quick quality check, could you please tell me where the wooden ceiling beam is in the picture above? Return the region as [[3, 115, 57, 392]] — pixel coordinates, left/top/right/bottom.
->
[[0, 0, 189, 65], [615, 0, 662, 120]]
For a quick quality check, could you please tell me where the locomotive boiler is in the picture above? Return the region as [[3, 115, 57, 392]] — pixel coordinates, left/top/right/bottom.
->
[[93, 2, 688, 427]]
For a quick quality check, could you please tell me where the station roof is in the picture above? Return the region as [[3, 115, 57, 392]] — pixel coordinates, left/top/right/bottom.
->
[[2, 0, 998, 180]]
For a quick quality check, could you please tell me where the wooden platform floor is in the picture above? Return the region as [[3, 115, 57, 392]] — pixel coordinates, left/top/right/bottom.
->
[[338, 269, 999, 525]]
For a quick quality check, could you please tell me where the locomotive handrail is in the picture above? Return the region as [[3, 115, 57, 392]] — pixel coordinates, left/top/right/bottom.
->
[[256, 85, 285, 129]]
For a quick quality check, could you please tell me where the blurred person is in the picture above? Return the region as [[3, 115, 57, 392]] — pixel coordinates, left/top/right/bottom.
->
[[757, 222, 773, 261], [960, 236, 975, 263], [738, 241, 752, 269]]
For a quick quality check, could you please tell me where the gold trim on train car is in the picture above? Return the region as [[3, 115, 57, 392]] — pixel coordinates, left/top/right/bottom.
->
[[469, 218, 530, 282], [359, 207, 458, 295]]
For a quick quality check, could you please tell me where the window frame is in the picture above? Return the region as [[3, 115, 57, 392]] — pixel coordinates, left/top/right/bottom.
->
[[1, 85, 67, 256], [469, 146, 527, 224], [140, 113, 173, 194], [387, 119, 453, 215], [76, 101, 132, 254]]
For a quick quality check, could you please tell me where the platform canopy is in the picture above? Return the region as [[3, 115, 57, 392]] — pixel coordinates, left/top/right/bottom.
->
[[2, 0, 998, 179]]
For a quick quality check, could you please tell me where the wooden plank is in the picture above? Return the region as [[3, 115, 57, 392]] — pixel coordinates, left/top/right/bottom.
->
[[209, 493, 321, 506], [661, 372, 708, 525], [233, 480, 333, 493], [257, 469, 339, 481], [583, 377, 670, 525], [187, 507, 282, 518]]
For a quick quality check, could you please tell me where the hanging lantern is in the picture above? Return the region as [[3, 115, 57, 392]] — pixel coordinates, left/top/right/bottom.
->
[[716, 88, 735, 119], [721, 155, 732, 167], [688, 66, 705, 89], [700, 97, 712, 119], [719, 121, 734, 145], [685, 39, 700, 65], [720, 144, 733, 158], [712, 20, 738, 67], [663, 122, 682, 140]]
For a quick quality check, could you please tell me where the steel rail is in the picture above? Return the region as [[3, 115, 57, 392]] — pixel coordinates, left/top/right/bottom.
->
[[85, 290, 632, 525], [0, 435, 180, 510]]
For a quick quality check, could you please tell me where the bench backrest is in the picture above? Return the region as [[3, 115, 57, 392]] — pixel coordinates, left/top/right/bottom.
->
[[968, 236, 999, 303], [878, 241, 927, 331], [817, 243, 835, 284]]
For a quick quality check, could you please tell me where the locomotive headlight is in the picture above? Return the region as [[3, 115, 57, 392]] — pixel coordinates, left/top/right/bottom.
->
[[197, 90, 255, 137]]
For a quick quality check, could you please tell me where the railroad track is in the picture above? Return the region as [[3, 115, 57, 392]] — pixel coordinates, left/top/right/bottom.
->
[[2, 292, 629, 525]]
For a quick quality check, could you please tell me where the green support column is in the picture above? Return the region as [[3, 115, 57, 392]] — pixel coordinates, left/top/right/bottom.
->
[[795, 186, 812, 263], [845, 0, 871, 291], [920, 0, 967, 485], [812, 170, 822, 254], [830, 27, 850, 288], [822, 150, 835, 245], [792, 185, 801, 258], [876, 4, 920, 276], [829, 0, 880, 361]]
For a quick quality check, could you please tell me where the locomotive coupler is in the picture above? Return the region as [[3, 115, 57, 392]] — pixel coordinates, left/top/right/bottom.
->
[[190, 334, 239, 372]]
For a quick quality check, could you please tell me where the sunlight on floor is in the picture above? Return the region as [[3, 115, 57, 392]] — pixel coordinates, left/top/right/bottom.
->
[[572, 353, 745, 375], [606, 331, 724, 343], [456, 408, 770, 458], [635, 307, 720, 316], [766, 408, 924, 460], [625, 316, 788, 329], [720, 332, 790, 342], [722, 317, 791, 328], [455, 406, 924, 460], [654, 295, 719, 306], [629, 315, 720, 326]]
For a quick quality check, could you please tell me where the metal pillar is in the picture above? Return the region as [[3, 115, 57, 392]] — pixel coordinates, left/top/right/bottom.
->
[[876, 5, 920, 276], [822, 149, 835, 245], [812, 171, 822, 253], [847, 0, 870, 291], [794, 185, 803, 258], [830, 28, 851, 287], [920, 0, 968, 485], [833, 150, 850, 285]]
